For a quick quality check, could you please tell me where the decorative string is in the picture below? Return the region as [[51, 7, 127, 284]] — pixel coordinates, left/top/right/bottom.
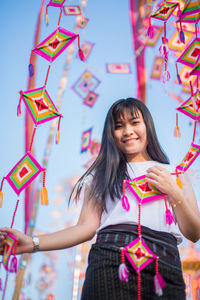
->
[[137, 272, 142, 300], [192, 120, 197, 142], [29, 126, 37, 153], [44, 64, 51, 86], [11, 200, 19, 229], [57, 7, 62, 27]]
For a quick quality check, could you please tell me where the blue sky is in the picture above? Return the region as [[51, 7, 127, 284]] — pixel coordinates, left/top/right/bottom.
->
[[0, 1, 200, 299]]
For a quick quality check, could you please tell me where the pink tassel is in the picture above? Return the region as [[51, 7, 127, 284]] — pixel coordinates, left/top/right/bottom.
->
[[165, 209, 175, 225], [0, 278, 2, 291], [118, 263, 129, 282], [119, 248, 129, 282], [10, 256, 18, 273], [154, 273, 165, 296], [147, 26, 154, 38], [161, 70, 170, 83], [78, 48, 85, 61]]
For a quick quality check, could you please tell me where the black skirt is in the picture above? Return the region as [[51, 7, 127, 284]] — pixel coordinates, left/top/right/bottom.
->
[[81, 224, 186, 300]]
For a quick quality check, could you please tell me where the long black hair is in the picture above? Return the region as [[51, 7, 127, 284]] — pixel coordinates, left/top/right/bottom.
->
[[70, 98, 169, 211]]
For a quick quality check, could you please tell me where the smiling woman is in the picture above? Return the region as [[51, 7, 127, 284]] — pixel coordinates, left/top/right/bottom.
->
[[113, 109, 150, 162], [0, 98, 200, 300]]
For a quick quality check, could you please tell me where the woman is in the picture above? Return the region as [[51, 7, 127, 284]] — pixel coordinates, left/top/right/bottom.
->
[[0, 98, 200, 299]]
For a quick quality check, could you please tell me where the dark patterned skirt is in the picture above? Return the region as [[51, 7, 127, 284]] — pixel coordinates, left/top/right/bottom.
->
[[81, 224, 186, 300]]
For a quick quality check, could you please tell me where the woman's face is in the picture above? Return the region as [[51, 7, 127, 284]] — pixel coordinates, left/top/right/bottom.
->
[[113, 108, 150, 162]]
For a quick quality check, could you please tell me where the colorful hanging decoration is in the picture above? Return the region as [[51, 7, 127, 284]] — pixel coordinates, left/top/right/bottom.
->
[[30, 27, 81, 64], [83, 91, 99, 107], [80, 128, 93, 153], [177, 0, 200, 24], [63, 5, 81, 15], [177, 38, 200, 68], [125, 175, 165, 204], [18, 86, 63, 125], [177, 89, 200, 120], [76, 15, 89, 28], [2, 152, 45, 196], [106, 63, 132, 74], [150, 56, 164, 80], [176, 65, 196, 86], [80, 41, 94, 61], [119, 173, 168, 299], [176, 142, 200, 171], [3, 233, 18, 272], [47, 0, 66, 7], [148, 2, 180, 83], [169, 30, 193, 52], [72, 70, 101, 99], [123, 237, 157, 273]]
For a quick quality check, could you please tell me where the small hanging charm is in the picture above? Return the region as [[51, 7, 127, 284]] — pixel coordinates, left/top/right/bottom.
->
[[154, 258, 165, 296], [164, 196, 175, 225], [40, 169, 48, 205], [121, 180, 130, 211], [176, 168, 183, 189], [118, 248, 129, 282]]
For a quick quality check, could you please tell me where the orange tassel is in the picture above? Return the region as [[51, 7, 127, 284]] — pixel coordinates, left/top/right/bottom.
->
[[176, 176, 183, 189], [0, 191, 3, 208], [40, 187, 48, 205], [56, 131, 60, 144]]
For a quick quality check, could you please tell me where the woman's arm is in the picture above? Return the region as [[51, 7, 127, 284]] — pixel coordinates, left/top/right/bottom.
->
[[146, 166, 200, 243], [0, 185, 102, 255]]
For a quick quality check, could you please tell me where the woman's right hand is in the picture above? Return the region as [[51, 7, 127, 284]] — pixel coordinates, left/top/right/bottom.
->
[[0, 227, 33, 255]]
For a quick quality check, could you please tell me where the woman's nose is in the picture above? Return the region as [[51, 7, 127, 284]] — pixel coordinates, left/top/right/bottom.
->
[[123, 125, 134, 136]]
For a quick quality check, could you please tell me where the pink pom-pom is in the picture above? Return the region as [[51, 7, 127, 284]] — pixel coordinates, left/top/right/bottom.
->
[[10, 257, 18, 273], [165, 209, 175, 225], [121, 195, 130, 211], [17, 103, 21, 117], [161, 70, 170, 83], [154, 273, 165, 296], [78, 49, 85, 61], [159, 44, 169, 56], [118, 263, 129, 282], [147, 26, 154, 38]]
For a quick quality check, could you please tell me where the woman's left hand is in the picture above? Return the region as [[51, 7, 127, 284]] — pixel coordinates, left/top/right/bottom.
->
[[145, 165, 179, 196]]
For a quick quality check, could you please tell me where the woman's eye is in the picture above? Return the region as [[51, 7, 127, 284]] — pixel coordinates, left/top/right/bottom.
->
[[115, 123, 122, 129], [132, 121, 139, 125]]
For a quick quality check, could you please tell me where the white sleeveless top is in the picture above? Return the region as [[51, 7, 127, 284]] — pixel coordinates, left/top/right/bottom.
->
[[95, 161, 183, 244]]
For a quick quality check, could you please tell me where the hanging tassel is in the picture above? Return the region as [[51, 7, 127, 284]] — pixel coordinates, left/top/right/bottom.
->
[[176, 171, 183, 189], [164, 196, 174, 225], [77, 35, 85, 61], [45, 5, 50, 25], [9, 256, 18, 273], [154, 273, 165, 296], [174, 113, 181, 137], [17, 91, 23, 117], [118, 248, 129, 282], [161, 69, 170, 83], [154, 259, 165, 296], [0, 177, 5, 208], [0, 191, 3, 208], [147, 17, 154, 38], [29, 52, 34, 77], [121, 181, 130, 211], [0, 278, 2, 291], [40, 170, 48, 205], [56, 116, 62, 144], [176, 63, 182, 84]]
